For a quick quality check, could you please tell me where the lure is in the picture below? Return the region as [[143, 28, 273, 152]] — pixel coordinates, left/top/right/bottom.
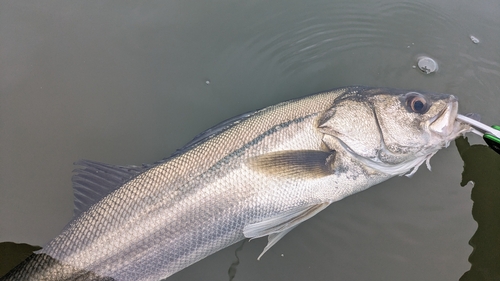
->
[[457, 114, 500, 154]]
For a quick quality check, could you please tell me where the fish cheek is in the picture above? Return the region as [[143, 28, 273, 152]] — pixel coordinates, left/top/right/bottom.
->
[[371, 96, 428, 151], [318, 101, 381, 159]]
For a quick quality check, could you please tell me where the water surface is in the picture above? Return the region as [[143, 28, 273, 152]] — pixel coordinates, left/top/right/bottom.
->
[[1, 0, 499, 280]]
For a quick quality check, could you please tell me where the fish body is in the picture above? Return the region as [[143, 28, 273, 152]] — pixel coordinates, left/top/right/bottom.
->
[[1, 87, 470, 280]]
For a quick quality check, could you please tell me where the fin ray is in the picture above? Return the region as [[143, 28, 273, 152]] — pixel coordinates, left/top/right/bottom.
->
[[72, 160, 145, 217], [257, 227, 296, 260], [244, 202, 330, 259], [248, 150, 336, 178], [169, 110, 257, 158]]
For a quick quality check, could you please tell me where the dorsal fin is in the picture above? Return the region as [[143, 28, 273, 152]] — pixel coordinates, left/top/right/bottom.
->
[[125, 111, 259, 171], [71, 160, 145, 217], [169, 110, 257, 158], [70, 111, 259, 217]]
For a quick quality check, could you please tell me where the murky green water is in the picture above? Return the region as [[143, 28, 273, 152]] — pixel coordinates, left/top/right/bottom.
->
[[1, 0, 499, 280]]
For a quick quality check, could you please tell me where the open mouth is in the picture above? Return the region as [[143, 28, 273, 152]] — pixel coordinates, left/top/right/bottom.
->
[[429, 100, 459, 137]]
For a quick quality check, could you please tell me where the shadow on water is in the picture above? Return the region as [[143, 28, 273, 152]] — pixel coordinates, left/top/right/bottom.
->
[[227, 240, 246, 281], [0, 242, 41, 277], [456, 137, 500, 281]]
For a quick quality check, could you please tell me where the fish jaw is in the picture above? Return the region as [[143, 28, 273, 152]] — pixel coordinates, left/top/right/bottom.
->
[[428, 97, 471, 146], [404, 96, 472, 176]]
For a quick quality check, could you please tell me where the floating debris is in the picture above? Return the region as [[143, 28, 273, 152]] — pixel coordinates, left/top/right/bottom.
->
[[470, 35, 480, 44], [205, 80, 211, 85], [417, 56, 438, 74]]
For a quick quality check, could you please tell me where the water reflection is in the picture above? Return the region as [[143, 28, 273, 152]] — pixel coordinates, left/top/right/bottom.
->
[[227, 240, 246, 281], [456, 137, 500, 281], [0, 242, 41, 277]]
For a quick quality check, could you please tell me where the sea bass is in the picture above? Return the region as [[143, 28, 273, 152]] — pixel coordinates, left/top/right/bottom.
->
[[1, 87, 471, 281]]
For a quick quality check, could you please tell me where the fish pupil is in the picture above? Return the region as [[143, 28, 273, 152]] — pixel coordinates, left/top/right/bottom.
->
[[413, 100, 424, 112]]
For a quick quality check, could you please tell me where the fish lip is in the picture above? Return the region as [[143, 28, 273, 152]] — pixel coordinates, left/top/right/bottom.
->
[[428, 106, 448, 125], [428, 98, 459, 137]]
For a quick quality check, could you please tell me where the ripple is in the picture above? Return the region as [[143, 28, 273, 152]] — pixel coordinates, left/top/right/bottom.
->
[[239, 1, 463, 76], [457, 52, 500, 82]]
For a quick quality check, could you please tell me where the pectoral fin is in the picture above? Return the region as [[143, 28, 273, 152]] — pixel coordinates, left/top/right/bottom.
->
[[248, 150, 336, 178], [243, 202, 330, 259]]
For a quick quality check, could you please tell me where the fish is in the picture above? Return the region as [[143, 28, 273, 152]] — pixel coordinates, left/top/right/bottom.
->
[[1, 86, 471, 281]]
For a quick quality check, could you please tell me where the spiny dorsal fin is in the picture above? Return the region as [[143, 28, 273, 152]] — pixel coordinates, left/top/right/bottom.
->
[[248, 150, 336, 178], [169, 110, 257, 158], [72, 160, 145, 217]]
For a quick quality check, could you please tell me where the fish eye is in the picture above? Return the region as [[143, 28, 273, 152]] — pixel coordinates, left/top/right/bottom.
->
[[405, 93, 429, 114]]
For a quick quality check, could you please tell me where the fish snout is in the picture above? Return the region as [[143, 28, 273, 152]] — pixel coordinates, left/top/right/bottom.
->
[[429, 98, 459, 137]]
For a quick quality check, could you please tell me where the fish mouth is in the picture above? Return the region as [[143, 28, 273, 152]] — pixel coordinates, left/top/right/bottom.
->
[[428, 96, 471, 140], [428, 96, 459, 138]]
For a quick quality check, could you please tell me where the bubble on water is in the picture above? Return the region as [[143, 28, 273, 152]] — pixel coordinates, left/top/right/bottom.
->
[[470, 35, 480, 44], [417, 56, 438, 74]]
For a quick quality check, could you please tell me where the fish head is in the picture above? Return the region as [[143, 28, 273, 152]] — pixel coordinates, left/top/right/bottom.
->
[[319, 87, 471, 176]]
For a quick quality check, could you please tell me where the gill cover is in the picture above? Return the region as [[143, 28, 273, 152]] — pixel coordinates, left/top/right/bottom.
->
[[317, 94, 382, 160]]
